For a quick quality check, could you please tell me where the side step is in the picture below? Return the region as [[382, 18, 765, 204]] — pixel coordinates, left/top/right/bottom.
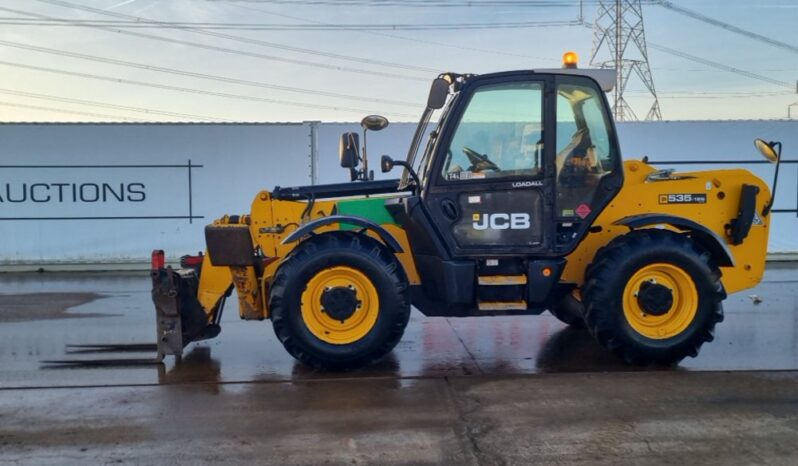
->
[[478, 300, 528, 311], [477, 275, 528, 286]]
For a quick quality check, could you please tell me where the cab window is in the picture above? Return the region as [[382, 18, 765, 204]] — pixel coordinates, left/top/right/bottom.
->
[[441, 81, 543, 181], [555, 81, 617, 217]]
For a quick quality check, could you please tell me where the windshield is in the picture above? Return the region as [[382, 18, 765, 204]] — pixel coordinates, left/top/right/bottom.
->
[[416, 97, 457, 188], [400, 90, 456, 190]]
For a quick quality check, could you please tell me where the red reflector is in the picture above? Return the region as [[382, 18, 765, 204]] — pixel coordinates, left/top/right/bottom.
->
[[181, 255, 203, 266], [151, 249, 165, 270]]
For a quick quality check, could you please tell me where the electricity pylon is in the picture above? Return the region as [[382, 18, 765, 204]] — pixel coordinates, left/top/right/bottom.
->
[[590, 0, 662, 121]]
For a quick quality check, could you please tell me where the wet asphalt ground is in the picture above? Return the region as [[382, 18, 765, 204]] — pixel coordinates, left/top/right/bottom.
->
[[1, 264, 797, 465]]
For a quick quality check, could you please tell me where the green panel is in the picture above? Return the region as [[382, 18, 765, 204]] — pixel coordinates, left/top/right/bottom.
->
[[336, 197, 397, 230]]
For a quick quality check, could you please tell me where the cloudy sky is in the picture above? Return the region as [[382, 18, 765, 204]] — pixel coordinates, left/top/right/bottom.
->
[[0, 0, 796, 123]]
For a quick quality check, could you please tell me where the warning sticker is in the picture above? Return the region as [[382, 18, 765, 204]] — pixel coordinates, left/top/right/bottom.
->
[[658, 193, 707, 204], [575, 203, 592, 219]]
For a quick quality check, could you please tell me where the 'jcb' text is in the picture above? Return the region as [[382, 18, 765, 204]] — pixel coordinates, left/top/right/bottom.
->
[[472, 213, 531, 230]]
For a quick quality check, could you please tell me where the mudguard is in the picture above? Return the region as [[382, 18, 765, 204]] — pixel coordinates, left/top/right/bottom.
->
[[281, 215, 403, 253], [614, 213, 734, 267]]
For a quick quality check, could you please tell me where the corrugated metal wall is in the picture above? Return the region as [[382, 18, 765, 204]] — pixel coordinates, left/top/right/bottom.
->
[[0, 120, 795, 268]]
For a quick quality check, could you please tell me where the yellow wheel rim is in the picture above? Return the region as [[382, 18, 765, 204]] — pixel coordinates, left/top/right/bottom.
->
[[300, 266, 379, 345], [622, 263, 698, 340]]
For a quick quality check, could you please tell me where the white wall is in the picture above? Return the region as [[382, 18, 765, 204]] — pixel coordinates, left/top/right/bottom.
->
[[0, 123, 313, 265], [315, 122, 418, 184], [0, 120, 795, 267]]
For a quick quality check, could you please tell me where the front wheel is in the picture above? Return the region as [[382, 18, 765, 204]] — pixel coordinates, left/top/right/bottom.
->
[[269, 232, 410, 370], [583, 230, 725, 365]]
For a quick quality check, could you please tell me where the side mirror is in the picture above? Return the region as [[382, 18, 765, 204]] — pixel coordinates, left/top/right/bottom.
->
[[380, 155, 421, 189], [427, 77, 449, 110], [339, 132, 360, 169], [753, 138, 783, 216], [361, 115, 389, 132], [380, 155, 395, 173], [754, 138, 779, 163]]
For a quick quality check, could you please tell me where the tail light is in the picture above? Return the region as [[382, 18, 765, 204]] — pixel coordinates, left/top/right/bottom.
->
[[180, 253, 204, 268], [151, 250, 165, 270]]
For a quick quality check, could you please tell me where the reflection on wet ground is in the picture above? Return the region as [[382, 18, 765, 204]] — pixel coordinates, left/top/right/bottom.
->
[[2, 267, 796, 465], [0, 265, 796, 389]]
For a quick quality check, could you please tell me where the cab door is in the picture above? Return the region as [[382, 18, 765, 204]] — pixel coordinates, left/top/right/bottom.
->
[[424, 76, 555, 257], [552, 75, 623, 253]]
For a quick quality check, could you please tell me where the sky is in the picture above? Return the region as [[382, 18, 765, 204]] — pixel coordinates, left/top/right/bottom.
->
[[0, 0, 796, 123]]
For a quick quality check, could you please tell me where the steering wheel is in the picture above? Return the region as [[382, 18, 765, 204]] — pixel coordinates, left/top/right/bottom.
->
[[462, 146, 500, 172]]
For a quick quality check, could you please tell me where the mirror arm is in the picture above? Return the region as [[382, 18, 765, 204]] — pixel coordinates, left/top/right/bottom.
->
[[361, 129, 369, 178], [391, 160, 421, 193], [763, 141, 782, 217]]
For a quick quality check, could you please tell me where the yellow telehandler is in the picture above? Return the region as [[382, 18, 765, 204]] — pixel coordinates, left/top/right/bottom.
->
[[150, 53, 782, 370]]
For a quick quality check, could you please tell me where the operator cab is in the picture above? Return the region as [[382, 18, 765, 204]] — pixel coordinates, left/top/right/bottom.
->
[[413, 60, 622, 256], [383, 53, 624, 314]]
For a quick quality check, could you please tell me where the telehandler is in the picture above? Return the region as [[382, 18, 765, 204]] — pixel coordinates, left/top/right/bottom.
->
[[151, 52, 782, 370]]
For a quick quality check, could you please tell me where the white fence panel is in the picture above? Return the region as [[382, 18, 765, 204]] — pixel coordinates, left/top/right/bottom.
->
[[0, 119, 795, 267], [0, 123, 312, 265]]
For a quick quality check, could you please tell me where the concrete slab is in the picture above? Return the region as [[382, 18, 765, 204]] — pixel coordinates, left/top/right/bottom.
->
[[448, 371, 798, 466], [2, 372, 798, 465], [0, 378, 472, 465]]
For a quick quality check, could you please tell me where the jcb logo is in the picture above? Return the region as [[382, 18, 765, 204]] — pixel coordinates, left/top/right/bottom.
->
[[472, 213, 531, 230]]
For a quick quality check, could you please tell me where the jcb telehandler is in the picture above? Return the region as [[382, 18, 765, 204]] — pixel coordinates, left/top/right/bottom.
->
[[151, 53, 783, 370]]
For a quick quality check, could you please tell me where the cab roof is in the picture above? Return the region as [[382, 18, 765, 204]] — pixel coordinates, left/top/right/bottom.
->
[[455, 68, 617, 92]]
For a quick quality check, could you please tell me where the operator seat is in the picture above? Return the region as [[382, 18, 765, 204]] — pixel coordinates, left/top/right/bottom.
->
[[556, 128, 605, 213], [555, 128, 587, 174]]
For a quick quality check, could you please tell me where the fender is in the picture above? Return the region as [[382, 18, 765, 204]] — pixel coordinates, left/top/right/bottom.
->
[[281, 215, 403, 253], [614, 213, 734, 267]]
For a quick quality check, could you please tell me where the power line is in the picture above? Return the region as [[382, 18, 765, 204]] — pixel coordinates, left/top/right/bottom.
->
[[0, 16, 582, 31], [647, 42, 794, 89], [578, 21, 794, 91], [0, 89, 233, 121], [34, 0, 440, 74], [655, 94, 792, 100], [0, 40, 419, 108], [0, 5, 428, 82], [0, 101, 147, 122], [628, 90, 793, 96], [205, 0, 661, 6], [656, 0, 798, 55], [227, 2, 563, 62], [202, 0, 622, 6], [652, 67, 798, 73], [0, 61, 419, 118]]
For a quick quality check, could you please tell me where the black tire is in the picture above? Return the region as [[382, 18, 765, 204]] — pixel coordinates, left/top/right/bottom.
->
[[549, 294, 586, 328], [583, 229, 725, 365], [269, 232, 410, 370]]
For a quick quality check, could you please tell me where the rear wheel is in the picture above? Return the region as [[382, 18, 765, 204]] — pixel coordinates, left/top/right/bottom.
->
[[270, 232, 410, 370], [583, 230, 725, 365]]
